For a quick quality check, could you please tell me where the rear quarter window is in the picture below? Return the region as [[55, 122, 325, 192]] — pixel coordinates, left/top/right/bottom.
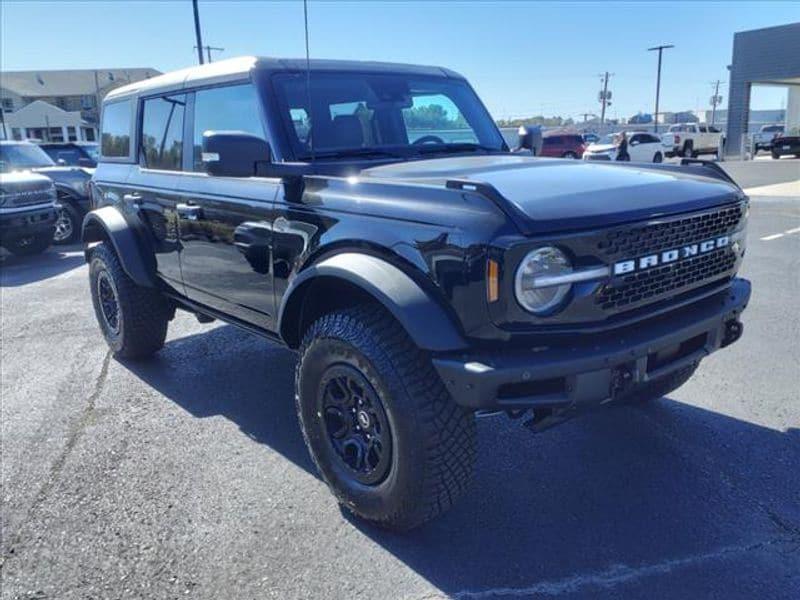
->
[[100, 100, 133, 159]]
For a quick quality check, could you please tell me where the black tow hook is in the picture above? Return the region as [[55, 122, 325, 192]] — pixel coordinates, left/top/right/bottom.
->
[[722, 319, 743, 347]]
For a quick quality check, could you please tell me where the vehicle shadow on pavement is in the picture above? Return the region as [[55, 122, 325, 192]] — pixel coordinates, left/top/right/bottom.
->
[[0, 244, 85, 287], [122, 324, 800, 597]]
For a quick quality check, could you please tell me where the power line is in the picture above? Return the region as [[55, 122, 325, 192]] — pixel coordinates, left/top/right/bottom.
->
[[194, 45, 224, 63]]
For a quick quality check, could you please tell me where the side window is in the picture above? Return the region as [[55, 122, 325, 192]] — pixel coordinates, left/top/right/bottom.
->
[[192, 84, 266, 171], [141, 94, 185, 171], [100, 100, 132, 158], [699, 125, 708, 133]]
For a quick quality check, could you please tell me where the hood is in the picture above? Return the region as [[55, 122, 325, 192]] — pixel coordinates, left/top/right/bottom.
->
[[362, 155, 742, 234], [0, 171, 55, 191], [585, 143, 617, 153]]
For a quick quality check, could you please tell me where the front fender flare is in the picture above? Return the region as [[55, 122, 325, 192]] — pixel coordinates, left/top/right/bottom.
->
[[82, 206, 157, 287], [278, 253, 468, 352]]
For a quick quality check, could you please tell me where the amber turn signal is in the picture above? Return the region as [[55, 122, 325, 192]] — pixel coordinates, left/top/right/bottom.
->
[[487, 259, 499, 303]]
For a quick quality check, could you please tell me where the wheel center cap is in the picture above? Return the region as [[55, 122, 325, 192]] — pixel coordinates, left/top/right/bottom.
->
[[356, 410, 371, 429]]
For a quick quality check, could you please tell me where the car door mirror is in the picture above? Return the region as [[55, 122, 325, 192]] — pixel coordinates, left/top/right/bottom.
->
[[202, 131, 271, 177], [630, 140, 640, 146]]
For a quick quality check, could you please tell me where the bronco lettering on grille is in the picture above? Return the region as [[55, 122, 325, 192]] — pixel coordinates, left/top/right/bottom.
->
[[613, 235, 730, 275]]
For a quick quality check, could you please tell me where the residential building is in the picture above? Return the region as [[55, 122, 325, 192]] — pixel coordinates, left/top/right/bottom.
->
[[0, 67, 159, 141]]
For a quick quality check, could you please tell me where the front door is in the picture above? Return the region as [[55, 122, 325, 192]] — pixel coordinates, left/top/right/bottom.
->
[[175, 83, 280, 330]]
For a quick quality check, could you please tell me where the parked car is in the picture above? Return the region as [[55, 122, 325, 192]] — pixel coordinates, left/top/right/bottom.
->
[[540, 132, 585, 158], [84, 56, 750, 530], [39, 142, 99, 168], [770, 132, 800, 159], [0, 171, 57, 256], [662, 123, 724, 158], [583, 131, 666, 162], [0, 141, 92, 244]]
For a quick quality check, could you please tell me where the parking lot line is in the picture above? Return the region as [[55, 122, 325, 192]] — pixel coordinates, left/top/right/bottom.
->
[[760, 233, 785, 241], [784, 226, 800, 235]]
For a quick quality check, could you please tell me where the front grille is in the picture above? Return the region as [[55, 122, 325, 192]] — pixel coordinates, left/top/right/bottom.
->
[[596, 248, 736, 310], [7, 188, 55, 208], [597, 204, 744, 258], [584, 154, 611, 161]]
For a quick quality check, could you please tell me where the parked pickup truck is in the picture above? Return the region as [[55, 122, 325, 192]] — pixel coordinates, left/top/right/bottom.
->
[[753, 124, 784, 153], [662, 123, 724, 158], [84, 57, 751, 530], [0, 171, 57, 256]]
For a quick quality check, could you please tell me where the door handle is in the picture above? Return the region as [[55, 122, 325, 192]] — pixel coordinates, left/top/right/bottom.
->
[[176, 203, 203, 221], [123, 193, 143, 205]]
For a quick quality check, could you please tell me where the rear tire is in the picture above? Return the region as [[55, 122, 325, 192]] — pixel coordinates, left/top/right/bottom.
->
[[617, 363, 698, 405], [296, 305, 476, 531], [89, 243, 170, 359], [771, 150, 780, 160], [562, 151, 577, 159], [6, 232, 52, 256]]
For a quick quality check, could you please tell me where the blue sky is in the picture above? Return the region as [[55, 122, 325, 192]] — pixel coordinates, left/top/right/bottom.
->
[[2, 1, 797, 120]]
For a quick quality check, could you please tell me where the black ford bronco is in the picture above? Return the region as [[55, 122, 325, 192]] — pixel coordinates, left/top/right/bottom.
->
[[85, 57, 750, 530]]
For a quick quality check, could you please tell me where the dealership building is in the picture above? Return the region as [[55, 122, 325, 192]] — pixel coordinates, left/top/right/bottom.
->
[[726, 22, 800, 157]]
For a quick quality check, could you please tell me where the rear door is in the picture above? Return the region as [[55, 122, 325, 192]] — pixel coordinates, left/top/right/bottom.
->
[[175, 83, 280, 330], [126, 93, 187, 291]]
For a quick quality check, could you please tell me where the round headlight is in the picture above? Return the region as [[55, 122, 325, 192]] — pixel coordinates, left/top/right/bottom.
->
[[515, 246, 572, 314]]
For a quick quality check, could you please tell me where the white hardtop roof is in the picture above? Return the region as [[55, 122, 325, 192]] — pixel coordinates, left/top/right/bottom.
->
[[103, 56, 462, 103]]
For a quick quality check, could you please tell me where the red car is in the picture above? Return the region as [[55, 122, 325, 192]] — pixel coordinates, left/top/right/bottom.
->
[[540, 133, 586, 159]]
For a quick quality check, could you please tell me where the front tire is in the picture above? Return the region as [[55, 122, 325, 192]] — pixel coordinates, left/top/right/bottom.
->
[[653, 152, 663, 163], [771, 150, 780, 160], [53, 201, 81, 244], [296, 305, 476, 531], [89, 243, 170, 358], [562, 151, 577, 159]]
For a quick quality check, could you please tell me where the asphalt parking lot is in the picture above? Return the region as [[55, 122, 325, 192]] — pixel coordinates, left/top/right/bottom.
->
[[1, 164, 798, 599]]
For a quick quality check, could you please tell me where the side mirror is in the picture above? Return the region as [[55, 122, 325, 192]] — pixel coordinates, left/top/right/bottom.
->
[[56, 158, 67, 166], [202, 130, 271, 177], [630, 140, 639, 146], [516, 125, 543, 155]]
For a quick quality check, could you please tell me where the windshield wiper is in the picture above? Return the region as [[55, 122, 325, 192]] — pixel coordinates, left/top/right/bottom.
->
[[414, 142, 502, 155], [299, 148, 408, 160]]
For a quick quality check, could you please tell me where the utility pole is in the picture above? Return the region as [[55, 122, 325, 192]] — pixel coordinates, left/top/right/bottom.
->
[[192, 0, 205, 64], [194, 45, 224, 63], [648, 44, 674, 133], [598, 72, 613, 126], [710, 79, 724, 126]]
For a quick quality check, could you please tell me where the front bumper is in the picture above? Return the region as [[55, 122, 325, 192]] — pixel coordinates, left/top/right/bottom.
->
[[434, 278, 750, 411], [0, 204, 57, 241]]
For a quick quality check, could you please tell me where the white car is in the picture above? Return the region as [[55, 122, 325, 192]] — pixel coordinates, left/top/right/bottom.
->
[[582, 132, 666, 163]]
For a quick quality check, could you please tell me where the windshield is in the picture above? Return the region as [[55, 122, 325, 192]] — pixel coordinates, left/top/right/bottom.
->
[[272, 72, 506, 160], [0, 143, 56, 172], [597, 134, 618, 145]]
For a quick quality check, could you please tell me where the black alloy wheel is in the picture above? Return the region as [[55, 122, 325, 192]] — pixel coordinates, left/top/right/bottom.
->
[[319, 364, 392, 486], [96, 270, 121, 335]]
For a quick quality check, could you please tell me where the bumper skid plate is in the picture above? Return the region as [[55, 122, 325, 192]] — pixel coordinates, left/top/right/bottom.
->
[[434, 278, 750, 412]]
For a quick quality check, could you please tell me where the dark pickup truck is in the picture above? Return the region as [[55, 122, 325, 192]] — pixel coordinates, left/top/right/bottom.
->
[[84, 57, 750, 530]]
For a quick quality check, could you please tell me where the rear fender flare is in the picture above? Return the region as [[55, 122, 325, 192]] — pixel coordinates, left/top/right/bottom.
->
[[81, 206, 157, 287], [278, 252, 468, 352]]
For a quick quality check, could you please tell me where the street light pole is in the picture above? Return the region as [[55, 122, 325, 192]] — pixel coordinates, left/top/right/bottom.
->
[[192, 0, 205, 65], [648, 44, 674, 133]]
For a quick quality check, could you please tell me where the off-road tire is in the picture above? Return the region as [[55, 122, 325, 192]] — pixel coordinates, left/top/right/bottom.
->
[[6, 232, 52, 256], [771, 150, 780, 160], [296, 305, 477, 531], [617, 363, 698, 405], [681, 141, 694, 158], [89, 242, 170, 359]]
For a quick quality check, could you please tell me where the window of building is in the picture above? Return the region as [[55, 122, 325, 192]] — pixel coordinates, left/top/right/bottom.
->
[[11, 127, 22, 140], [192, 84, 265, 171], [1, 97, 13, 112], [67, 126, 78, 142], [141, 94, 185, 171], [48, 127, 64, 142], [83, 128, 96, 141]]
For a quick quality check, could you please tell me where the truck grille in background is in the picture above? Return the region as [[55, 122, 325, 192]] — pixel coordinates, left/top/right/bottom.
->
[[7, 187, 55, 208], [594, 203, 745, 312], [597, 204, 744, 258]]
